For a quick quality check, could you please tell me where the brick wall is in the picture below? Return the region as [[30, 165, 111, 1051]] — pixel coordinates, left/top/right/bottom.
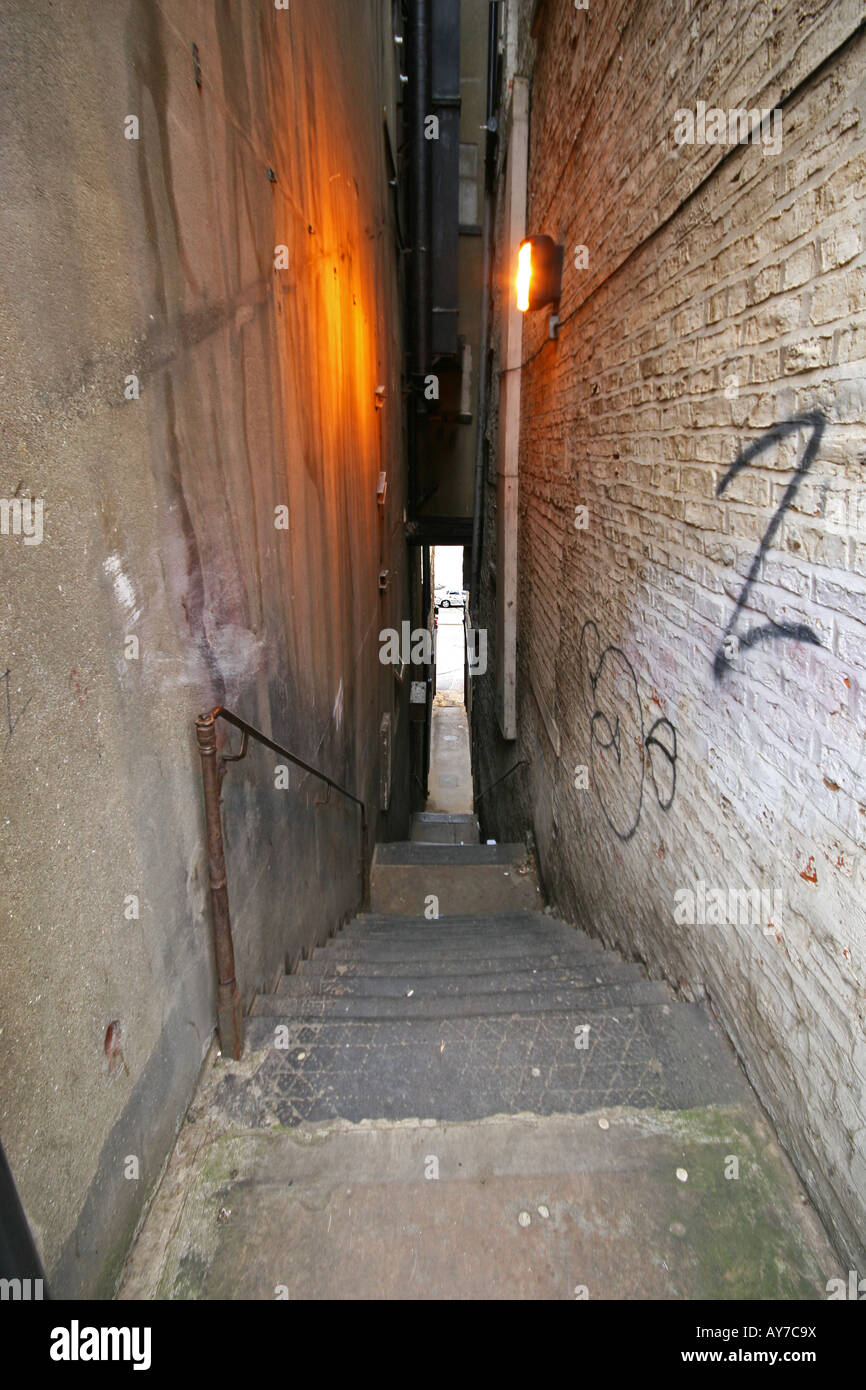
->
[[474, 0, 866, 1264]]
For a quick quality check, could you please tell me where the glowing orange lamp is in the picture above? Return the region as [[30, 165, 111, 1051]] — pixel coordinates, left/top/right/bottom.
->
[[516, 241, 533, 312], [515, 234, 563, 313]]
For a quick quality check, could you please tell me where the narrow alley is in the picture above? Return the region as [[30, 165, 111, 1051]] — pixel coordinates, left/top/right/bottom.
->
[[1, 0, 865, 1349]]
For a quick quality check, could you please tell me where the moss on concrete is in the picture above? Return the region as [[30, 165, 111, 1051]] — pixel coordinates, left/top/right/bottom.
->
[[636, 1105, 829, 1298], [127, 1102, 839, 1301]]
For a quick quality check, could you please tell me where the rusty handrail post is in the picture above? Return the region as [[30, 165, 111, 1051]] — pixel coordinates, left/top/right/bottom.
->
[[194, 703, 369, 1035], [360, 806, 370, 911], [195, 712, 244, 1060]]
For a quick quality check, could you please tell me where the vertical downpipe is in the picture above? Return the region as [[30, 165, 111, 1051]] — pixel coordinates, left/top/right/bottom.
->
[[471, 0, 499, 605], [411, 0, 431, 380], [195, 715, 244, 1060]]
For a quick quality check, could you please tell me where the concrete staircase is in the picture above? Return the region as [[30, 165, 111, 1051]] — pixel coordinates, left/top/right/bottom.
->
[[120, 822, 840, 1300], [243, 833, 750, 1123]]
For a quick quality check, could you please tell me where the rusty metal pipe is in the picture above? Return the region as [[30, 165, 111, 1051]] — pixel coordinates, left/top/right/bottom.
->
[[360, 808, 369, 912], [194, 705, 370, 1043], [195, 713, 244, 1060]]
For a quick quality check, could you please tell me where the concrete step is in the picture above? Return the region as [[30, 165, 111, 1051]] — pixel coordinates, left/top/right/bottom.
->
[[335, 919, 594, 947], [410, 812, 480, 844], [369, 875, 542, 915], [298, 947, 605, 979], [343, 910, 574, 932], [325, 938, 603, 963], [330, 910, 585, 941], [127, 1106, 839, 1301], [343, 911, 576, 935], [240, 1000, 750, 1124], [375, 842, 528, 865], [251, 978, 670, 1020], [316, 941, 607, 968], [370, 841, 540, 915], [290, 958, 644, 991], [323, 919, 596, 947]]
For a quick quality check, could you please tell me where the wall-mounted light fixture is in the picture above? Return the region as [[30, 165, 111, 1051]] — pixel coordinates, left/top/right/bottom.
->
[[516, 235, 563, 323]]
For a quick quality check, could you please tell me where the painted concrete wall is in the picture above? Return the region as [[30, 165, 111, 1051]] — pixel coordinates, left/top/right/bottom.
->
[[0, 0, 410, 1296], [474, 0, 866, 1265]]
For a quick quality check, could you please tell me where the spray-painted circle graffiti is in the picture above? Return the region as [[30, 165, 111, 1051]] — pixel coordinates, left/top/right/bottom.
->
[[578, 620, 677, 842]]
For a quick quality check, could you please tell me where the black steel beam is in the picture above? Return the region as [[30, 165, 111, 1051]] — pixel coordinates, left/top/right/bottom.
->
[[405, 516, 473, 545]]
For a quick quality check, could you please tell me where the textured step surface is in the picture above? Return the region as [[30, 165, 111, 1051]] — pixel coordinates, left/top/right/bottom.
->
[[251, 978, 671, 1020], [315, 945, 606, 967], [340, 910, 582, 937], [333, 922, 601, 948], [287, 959, 646, 993], [320, 909, 597, 960], [410, 812, 480, 844], [298, 948, 604, 978], [235, 885, 747, 1126], [375, 842, 528, 865], [349, 910, 564, 924], [226, 1001, 749, 1128]]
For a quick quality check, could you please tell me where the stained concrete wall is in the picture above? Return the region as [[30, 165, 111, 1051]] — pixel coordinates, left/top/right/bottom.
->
[[474, 0, 866, 1265], [0, 0, 410, 1296]]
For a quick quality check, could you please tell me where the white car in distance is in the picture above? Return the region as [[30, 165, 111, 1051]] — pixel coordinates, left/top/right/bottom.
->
[[435, 588, 466, 609]]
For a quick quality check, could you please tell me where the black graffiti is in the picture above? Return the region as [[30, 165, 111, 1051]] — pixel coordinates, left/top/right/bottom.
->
[[578, 620, 677, 842], [713, 410, 826, 680]]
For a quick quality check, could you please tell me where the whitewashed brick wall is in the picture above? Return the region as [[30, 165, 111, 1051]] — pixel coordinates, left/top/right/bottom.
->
[[475, 0, 866, 1264]]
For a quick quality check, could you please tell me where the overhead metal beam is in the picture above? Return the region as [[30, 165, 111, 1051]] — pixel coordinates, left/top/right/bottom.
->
[[405, 516, 473, 545]]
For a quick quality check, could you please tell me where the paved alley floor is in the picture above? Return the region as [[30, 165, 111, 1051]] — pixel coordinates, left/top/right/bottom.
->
[[426, 607, 473, 814], [426, 702, 473, 814]]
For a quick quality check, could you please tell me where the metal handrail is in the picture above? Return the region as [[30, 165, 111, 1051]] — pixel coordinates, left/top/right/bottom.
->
[[474, 758, 527, 807], [195, 705, 368, 1059], [211, 706, 366, 813]]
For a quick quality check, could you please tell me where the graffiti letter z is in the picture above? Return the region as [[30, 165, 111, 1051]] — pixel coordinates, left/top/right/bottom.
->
[[713, 410, 826, 681]]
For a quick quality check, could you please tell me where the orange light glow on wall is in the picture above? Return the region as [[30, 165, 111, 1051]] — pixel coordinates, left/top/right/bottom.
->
[[515, 234, 564, 312], [516, 240, 533, 312]]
